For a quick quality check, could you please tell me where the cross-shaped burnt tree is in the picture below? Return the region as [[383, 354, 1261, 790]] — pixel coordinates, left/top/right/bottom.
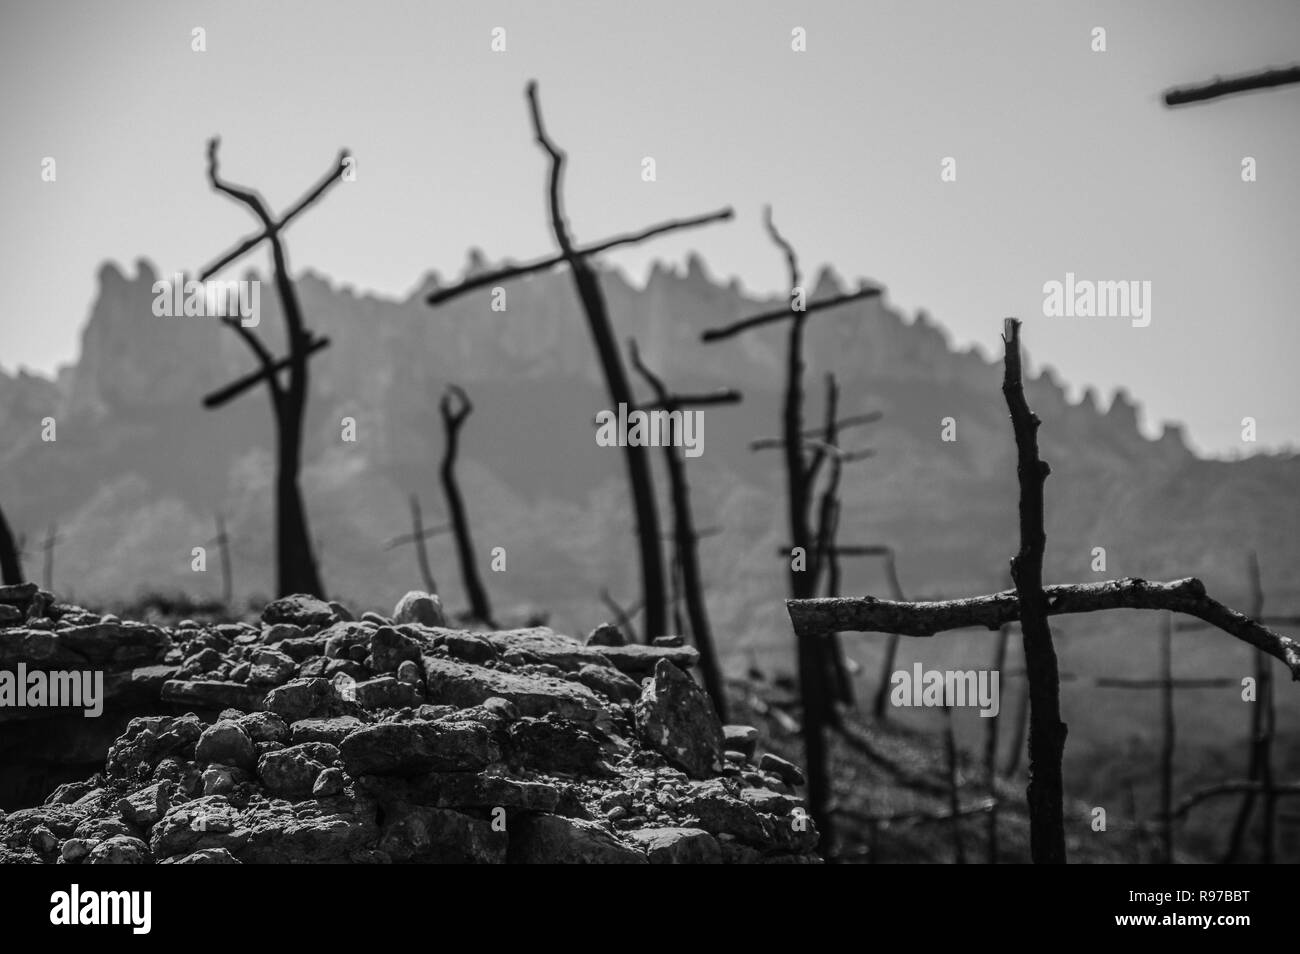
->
[[1170, 553, 1300, 863], [439, 385, 495, 626], [0, 504, 22, 586], [424, 82, 733, 640], [628, 338, 740, 719], [787, 318, 1300, 863], [384, 494, 449, 596], [1091, 611, 1236, 863], [703, 208, 880, 737], [761, 374, 880, 710], [198, 138, 349, 598]]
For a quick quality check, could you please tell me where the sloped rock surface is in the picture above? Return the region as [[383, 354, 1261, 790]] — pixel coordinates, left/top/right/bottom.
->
[[0, 595, 818, 864]]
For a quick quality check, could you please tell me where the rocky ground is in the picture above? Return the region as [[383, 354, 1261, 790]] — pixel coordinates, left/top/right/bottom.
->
[[0, 583, 818, 864]]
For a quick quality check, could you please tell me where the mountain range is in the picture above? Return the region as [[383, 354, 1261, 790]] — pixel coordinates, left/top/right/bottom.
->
[[2, 253, 1297, 674]]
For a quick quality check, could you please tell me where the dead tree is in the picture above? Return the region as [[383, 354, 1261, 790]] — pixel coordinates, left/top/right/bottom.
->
[[1089, 613, 1240, 863], [207, 515, 233, 608], [198, 138, 349, 598], [599, 588, 642, 644], [786, 318, 1300, 859], [628, 339, 739, 719], [704, 208, 879, 790], [1164, 64, 1300, 106], [384, 494, 448, 594], [0, 504, 22, 585], [942, 702, 967, 863], [870, 549, 908, 720], [424, 83, 733, 640], [41, 523, 60, 592], [985, 622, 1011, 862], [440, 385, 495, 625]]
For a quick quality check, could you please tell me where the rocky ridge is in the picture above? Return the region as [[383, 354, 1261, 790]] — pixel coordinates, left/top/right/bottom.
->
[[0, 585, 818, 863]]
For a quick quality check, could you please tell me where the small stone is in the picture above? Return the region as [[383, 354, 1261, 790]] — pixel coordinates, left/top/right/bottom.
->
[[262, 594, 336, 627], [371, 626, 422, 673], [393, 590, 446, 627], [195, 720, 256, 770], [328, 601, 355, 622], [361, 611, 389, 626], [61, 838, 92, 863], [312, 766, 345, 797], [759, 752, 806, 787], [723, 724, 759, 758], [396, 659, 422, 685], [585, 622, 626, 647], [247, 648, 298, 687], [88, 835, 150, 865], [652, 635, 685, 648]]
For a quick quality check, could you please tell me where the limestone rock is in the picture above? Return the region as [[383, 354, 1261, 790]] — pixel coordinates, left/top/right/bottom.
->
[[634, 659, 725, 779]]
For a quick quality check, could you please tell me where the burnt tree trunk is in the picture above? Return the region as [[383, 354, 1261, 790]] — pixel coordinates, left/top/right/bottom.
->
[[440, 385, 494, 625], [1224, 552, 1272, 862], [0, 504, 22, 585], [1002, 317, 1067, 864], [1159, 611, 1175, 864], [627, 340, 731, 720], [985, 623, 1010, 861], [527, 83, 665, 640], [215, 515, 233, 608], [268, 238, 324, 598], [871, 552, 906, 720], [407, 494, 438, 596]]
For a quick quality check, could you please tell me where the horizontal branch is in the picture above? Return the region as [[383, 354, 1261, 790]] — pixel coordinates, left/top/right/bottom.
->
[[1163, 64, 1300, 106], [636, 389, 742, 412], [787, 576, 1300, 679], [701, 286, 881, 342], [425, 208, 734, 305], [749, 412, 883, 451], [384, 524, 451, 549], [1093, 677, 1236, 690], [202, 335, 331, 409], [1169, 780, 1300, 821]]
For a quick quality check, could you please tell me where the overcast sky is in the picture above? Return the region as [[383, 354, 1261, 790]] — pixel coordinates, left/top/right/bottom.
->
[[2, 0, 1297, 455]]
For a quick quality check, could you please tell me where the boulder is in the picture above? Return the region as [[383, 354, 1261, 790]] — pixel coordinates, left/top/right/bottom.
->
[[633, 659, 725, 779], [339, 720, 495, 776], [194, 719, 256, 770], [625, 826, 721, 864], [261, 594, 336, 628], [507, 814, 646, 864]]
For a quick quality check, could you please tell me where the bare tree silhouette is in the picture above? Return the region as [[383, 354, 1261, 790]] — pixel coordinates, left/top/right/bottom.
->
[[207, 515, 233, 608], [424, 82, 733, 640], [439, 385, 494, 626], [628, 338, 739, 719], [41, 523, 60, 593], [787, 318, 1300, 860], [198, 138, 349, 598], [384, 494, 448, 595], [0, 504, 22, 586]]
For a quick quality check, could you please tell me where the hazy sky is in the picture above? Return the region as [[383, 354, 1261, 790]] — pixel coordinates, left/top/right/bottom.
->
[[2, 0, 1297, 455]]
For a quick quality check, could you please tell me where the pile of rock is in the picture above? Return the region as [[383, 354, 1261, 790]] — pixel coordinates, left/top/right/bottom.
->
[[0, 590, 818, 863]]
